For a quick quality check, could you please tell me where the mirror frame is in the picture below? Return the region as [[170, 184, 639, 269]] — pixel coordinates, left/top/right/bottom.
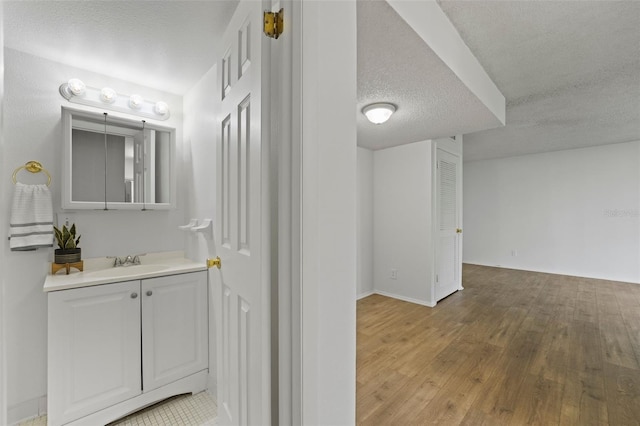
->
[[62, 106, 176, 210]]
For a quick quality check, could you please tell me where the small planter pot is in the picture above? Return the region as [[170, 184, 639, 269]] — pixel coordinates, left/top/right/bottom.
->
[[54, 248, 82, 264]]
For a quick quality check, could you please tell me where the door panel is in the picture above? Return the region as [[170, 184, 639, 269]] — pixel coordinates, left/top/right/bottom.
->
[[215, 0, 269, 424], [435, 148, 462, 301], [141, 272, 208, 392], [47, 281, 141, 426]]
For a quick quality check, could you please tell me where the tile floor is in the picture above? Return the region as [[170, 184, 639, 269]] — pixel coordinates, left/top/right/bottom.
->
[[18, 391, 217, 426]]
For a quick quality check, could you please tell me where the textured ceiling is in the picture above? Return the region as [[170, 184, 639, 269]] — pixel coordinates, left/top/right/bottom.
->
[[5, 1, 638, 161], [357, 0, 503, 151], [3, 1, 239, 95], [437, 0, 640, 161]]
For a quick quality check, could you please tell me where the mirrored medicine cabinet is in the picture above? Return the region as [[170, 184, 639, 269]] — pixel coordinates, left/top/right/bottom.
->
[[62, 107, 176, 210]]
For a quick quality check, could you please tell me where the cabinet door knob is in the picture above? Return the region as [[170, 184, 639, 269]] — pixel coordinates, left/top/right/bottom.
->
[[131, 292, 138, 299], [146, 290, 153, 296]]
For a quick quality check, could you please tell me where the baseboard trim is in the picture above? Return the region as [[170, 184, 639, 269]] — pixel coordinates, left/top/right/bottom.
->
[[372, 290, 436, 308], [357, 290, 375, 300], [7, 395, 47, 426], [463, 262, 640, 285]]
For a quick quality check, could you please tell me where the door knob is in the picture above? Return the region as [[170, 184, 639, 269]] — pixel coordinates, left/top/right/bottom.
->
[[207, 256, 222, 269], [146, 291, 153, 296], [456, 228, 462, 234], [131, 292, 138, 299]]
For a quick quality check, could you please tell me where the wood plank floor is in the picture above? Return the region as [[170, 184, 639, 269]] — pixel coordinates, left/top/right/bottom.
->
[[357, 264, 640, 425]]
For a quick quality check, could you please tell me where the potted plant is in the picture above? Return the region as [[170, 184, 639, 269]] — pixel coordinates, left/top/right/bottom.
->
[[53, 224, 81, 264]]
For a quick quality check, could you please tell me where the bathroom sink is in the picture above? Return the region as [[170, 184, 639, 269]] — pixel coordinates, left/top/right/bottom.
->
[[88, 264, 170, 279]]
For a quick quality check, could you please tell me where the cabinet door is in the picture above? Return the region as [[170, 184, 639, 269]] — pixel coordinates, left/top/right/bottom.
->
[[48, 281, 142, 426], [141, 272, 208, 392]]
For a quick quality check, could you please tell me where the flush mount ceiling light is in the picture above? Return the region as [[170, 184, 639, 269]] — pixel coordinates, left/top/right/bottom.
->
[[59, 78, 170, 120], [362, 102, 396, 124]]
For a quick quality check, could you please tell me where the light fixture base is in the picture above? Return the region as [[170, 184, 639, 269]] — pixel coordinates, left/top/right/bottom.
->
[[59, 81, 170, 121]]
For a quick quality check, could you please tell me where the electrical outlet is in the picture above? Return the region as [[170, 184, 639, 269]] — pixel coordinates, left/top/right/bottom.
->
[[59, 212, 76, 228], [511, 249, 518, 257], [391, 269, 397, 280]]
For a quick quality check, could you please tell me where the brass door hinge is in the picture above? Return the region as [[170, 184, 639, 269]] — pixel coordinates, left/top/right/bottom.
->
[[264, 8, 284, 39]]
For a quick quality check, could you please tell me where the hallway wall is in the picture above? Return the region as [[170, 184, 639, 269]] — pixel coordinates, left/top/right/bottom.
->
[[373, 141, 433, 305], [357, 147, 374, 299], [300, 1, 357, 422]]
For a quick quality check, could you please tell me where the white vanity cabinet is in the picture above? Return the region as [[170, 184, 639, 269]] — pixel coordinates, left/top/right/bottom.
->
[[47, 271, 208, 426]]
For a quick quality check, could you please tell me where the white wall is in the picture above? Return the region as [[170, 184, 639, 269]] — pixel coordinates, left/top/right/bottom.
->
[[0, 5, 7, 424], [2, 48, 186, 423], [357, 147, 374, 299], [464, 141, 640, 284], [372, 141, 433, 305], [301, 1, 357, 424], [183, 64, 218, 393]]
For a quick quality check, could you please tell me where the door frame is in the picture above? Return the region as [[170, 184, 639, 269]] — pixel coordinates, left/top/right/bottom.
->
[[270, 1, 302, 424], [277, 1, 358, 425], [0, 3, 6, 423]]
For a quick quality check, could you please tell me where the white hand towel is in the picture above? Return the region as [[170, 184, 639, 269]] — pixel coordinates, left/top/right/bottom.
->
[[9, 183, 54, 251]]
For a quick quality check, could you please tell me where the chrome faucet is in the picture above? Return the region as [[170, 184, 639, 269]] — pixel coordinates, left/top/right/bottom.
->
[[108, 254, 146, 267]]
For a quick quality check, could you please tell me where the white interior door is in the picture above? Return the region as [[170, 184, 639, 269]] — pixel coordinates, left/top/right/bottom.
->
[[435, 148, 462, 302], [215, 0, 270, 424]]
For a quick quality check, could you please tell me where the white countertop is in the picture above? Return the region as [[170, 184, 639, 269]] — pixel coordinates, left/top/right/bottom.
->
[[44, 251, 207, 292]]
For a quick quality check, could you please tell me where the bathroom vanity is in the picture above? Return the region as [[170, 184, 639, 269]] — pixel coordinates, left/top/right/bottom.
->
[[44, 252, 208, 426]]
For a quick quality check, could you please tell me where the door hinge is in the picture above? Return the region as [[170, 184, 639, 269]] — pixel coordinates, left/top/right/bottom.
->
[[436, 274, 439, 283], [264, 8, 284, 39]]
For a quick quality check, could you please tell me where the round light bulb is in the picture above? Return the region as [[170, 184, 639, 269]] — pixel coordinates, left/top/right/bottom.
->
[[362, 103, 397, 124], [129, 94, 144, 110], [67, 78, 86, 96], [100, 87, 117, 104], [154, 101, 169, 116]]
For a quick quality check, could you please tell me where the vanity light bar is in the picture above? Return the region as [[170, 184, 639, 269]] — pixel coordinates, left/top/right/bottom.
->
[[59, 79, 170, 121]]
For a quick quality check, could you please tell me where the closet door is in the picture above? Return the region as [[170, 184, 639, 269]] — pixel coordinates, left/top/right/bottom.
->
[[435, 148, 462, 301]]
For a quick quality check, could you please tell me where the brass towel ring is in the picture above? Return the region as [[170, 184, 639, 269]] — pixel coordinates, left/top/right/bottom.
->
[[12, 161, 52, 187]]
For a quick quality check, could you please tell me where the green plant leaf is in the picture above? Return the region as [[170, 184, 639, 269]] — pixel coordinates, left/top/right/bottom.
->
[[53, 223, 80, 249], [53, 226, 64, 249], [62, 227, 70, 245]]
